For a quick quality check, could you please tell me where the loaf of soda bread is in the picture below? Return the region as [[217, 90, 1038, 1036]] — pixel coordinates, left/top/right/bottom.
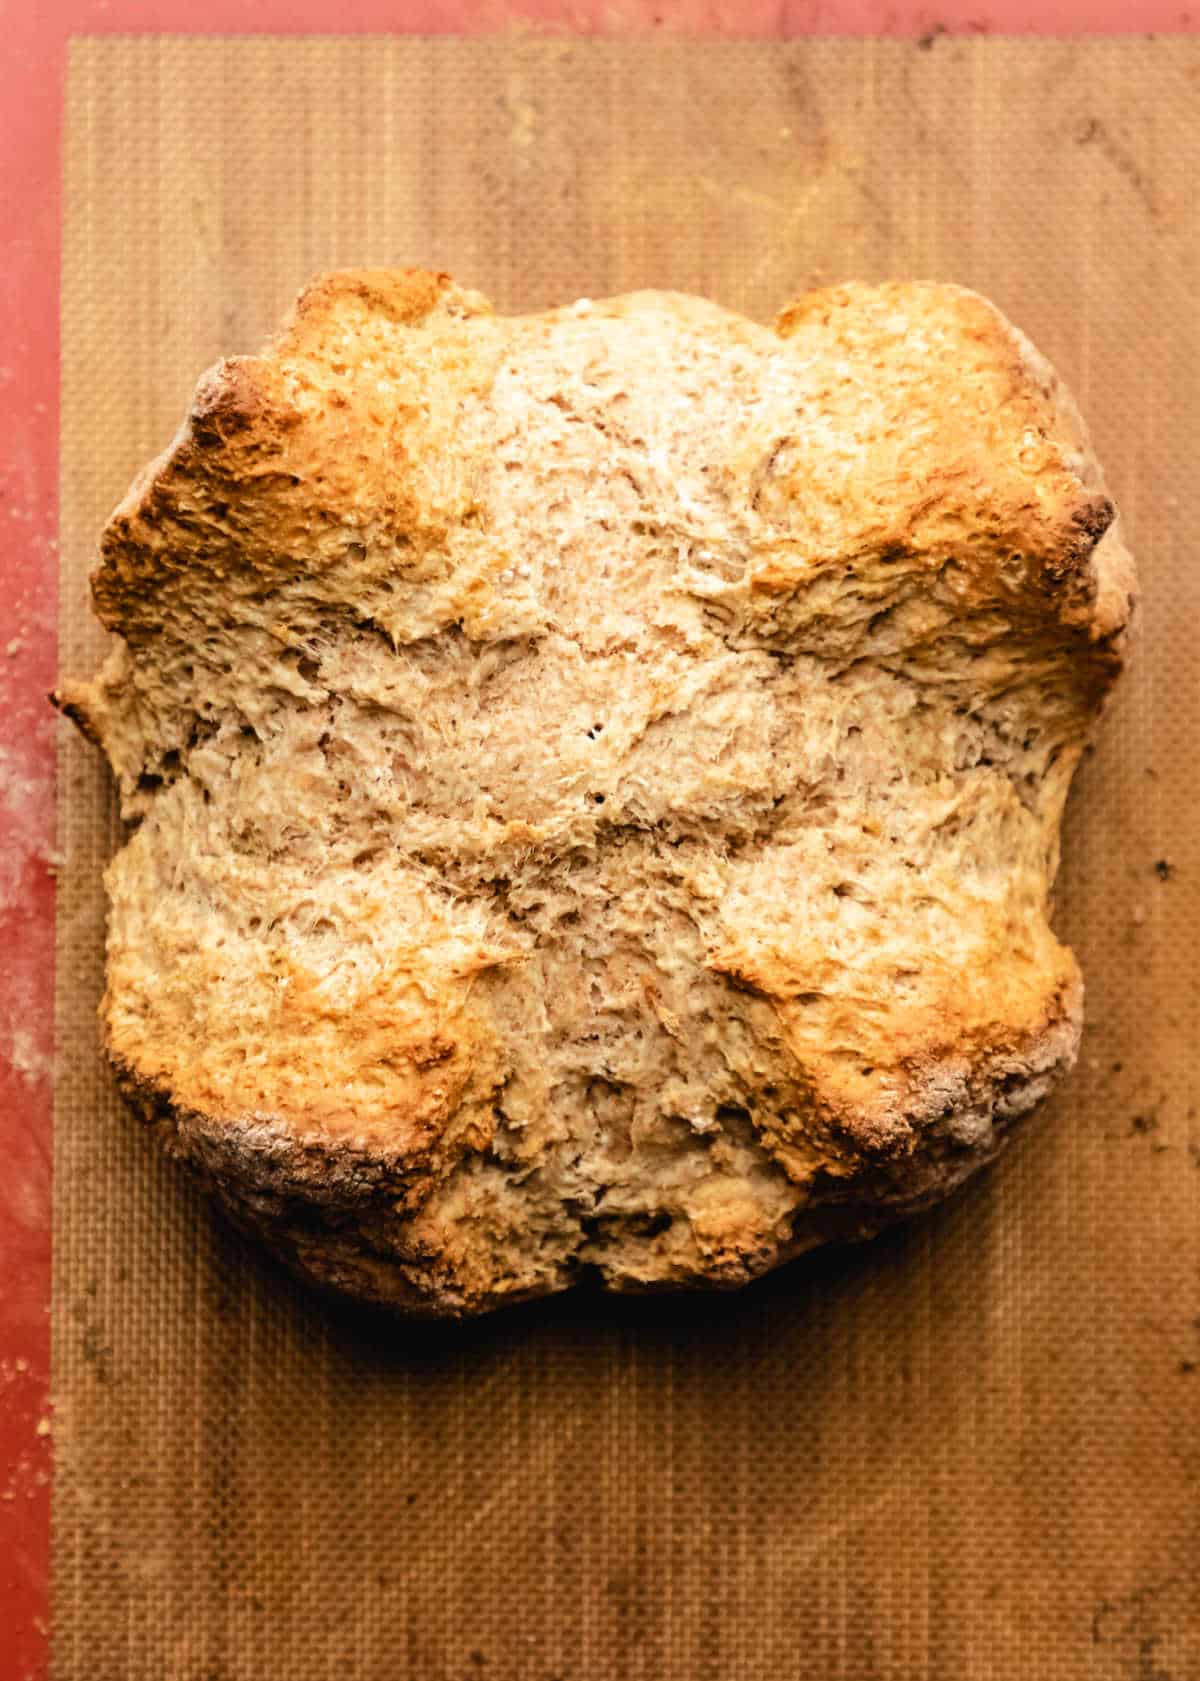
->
[[57, 271, 1135, 1315]]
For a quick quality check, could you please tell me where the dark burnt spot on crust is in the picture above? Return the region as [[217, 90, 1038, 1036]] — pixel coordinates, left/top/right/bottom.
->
[[1063, 494, 1116, 567], [50, 688, 103, 746]]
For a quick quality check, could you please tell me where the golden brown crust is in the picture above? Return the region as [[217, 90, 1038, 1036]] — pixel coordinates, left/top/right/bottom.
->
[[280, 266, 491, 340], [59, 270, 1134, 1315], [758, 283, 1114, 631]]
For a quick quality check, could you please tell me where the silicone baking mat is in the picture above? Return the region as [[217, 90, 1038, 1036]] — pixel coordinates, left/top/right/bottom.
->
[[56, 36, 1200, 1679]]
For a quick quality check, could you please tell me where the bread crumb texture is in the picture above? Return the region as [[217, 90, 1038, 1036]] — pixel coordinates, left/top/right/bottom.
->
[[59, 271, 1134, 1315]]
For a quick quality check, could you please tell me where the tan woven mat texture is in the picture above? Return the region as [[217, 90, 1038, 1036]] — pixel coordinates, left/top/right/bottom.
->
[[56, 36, 1200, 1681]]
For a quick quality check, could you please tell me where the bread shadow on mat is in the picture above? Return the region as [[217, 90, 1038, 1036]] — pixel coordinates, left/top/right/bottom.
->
[[201, 1178, 979, 1375]]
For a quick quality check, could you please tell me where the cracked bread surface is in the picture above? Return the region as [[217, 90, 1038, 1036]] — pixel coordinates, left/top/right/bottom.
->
[[58, 269, 1134, 1316]]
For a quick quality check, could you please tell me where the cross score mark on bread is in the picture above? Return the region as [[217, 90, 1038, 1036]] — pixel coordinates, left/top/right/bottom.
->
[[57, 271, 1135, 1315]]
